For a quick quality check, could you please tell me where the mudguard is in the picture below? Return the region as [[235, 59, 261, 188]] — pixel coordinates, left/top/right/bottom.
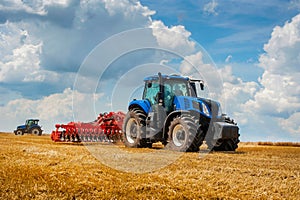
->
[[128, 99, 151, 114]]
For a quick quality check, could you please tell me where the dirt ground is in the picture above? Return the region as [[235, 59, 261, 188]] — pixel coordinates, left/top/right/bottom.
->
[[0, 133, 299, 199]]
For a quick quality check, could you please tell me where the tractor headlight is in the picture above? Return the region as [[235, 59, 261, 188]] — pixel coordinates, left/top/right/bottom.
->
[[201, 102, 210, 117]]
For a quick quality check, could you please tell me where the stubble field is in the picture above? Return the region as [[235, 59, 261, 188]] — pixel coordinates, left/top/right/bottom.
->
[[0, 132, 299, 199]]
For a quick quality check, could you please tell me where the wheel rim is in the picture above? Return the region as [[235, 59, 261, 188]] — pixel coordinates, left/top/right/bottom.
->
[[126, 118, 138, 144], [172, 124, 186, 147], [17, 130, 22, 135]]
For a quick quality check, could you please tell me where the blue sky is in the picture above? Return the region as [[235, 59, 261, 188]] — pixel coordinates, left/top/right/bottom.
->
[[141, 0, 299, 79], [0, 0, 299, 142]]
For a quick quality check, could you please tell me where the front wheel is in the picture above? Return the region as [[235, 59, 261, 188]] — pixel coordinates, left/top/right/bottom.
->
[[206, 118, 240, 151], [15, 129, 24, 135], [166, 115, 201, 152], [122, 108, 148, 148], [207, 138, 239, 151]]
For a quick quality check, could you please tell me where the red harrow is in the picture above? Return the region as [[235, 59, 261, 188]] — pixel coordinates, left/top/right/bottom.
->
[[51, 111, 125, 143]]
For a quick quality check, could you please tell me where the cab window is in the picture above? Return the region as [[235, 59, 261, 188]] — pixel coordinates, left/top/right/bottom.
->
[[143, 81, 160, 105]]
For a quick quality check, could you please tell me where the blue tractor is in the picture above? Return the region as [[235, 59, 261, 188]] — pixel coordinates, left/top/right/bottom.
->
[[14, 119, 43, 136], [122, 73, 240, 152]]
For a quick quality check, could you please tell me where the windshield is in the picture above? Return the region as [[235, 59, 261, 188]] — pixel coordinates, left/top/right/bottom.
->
[[143, 79, 190, 104], [164, 80, 189, 97], [26, 120, 38, 126]]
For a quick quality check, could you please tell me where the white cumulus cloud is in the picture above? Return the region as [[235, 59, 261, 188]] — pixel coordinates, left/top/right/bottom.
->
[[0, 0, 156, 97], [103, 0, 155, 17], [0, 0, 71, 15], [150, 20, 195, 55], [242, 14, 300, 141], [279, 112, 300, 136], [219, 65, 259, 117], [0, 22, 43, 83]]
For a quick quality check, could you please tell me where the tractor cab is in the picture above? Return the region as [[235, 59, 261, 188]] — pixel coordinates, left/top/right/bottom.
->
[[25, 119, 39, 127], [142, 73, 204, 113]]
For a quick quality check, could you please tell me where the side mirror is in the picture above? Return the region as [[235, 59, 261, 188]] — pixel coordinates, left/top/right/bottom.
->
[[200, 81, 204, 90]]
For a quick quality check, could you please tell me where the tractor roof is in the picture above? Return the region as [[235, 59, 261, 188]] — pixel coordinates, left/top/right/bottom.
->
[[27, 119, 39, 121], [144, 74, 189, 82]]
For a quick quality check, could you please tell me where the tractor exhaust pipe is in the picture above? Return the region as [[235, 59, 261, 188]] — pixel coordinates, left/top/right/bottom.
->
[[158, 72, 164, 106]]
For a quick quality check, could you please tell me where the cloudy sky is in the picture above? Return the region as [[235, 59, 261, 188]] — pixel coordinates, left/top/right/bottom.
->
[[0, 0, 299, 142]]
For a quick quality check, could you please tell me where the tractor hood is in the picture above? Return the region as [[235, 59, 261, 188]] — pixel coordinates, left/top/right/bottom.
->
[[197, 98, 222, 118], [17, 125, 26, 129], [173, 96, 222, 118]]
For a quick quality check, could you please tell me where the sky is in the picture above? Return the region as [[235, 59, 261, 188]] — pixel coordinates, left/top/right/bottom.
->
[[0, 0, 299, 142]]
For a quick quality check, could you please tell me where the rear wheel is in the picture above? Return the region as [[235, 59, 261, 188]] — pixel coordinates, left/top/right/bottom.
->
[[30, 127, 42, 136], [166, 114, 201, 152], [123, 108, 148, 148]]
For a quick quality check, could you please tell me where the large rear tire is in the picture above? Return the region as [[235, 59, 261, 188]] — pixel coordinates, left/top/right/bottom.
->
[[123, 108, 148, 148], [166, 114, 202, 152], [30, 127, 42, 136]]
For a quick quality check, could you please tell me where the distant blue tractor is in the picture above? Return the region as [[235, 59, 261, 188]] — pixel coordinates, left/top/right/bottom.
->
[[14, 119, 43, 136], [122, 73, 240, 152]]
